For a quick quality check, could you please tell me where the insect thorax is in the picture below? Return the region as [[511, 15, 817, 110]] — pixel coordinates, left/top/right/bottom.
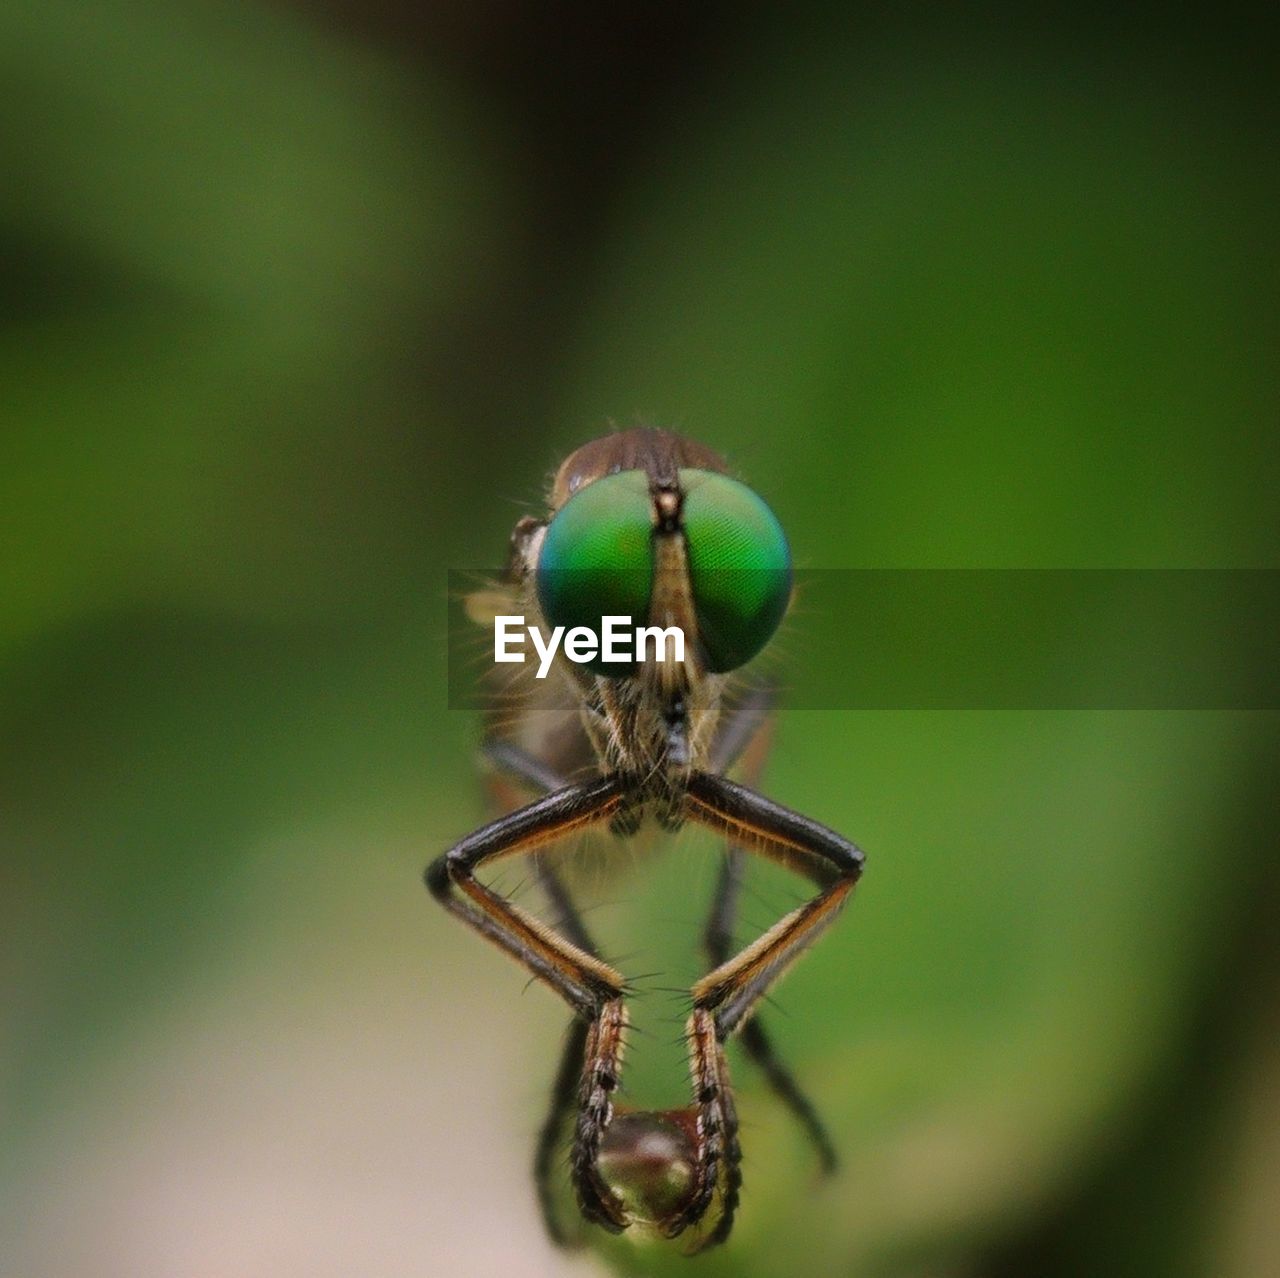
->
[[576, 665, 726, 832]]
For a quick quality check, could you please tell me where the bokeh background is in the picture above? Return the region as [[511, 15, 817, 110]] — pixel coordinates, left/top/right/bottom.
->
[[2, 4, 1277, 1276]]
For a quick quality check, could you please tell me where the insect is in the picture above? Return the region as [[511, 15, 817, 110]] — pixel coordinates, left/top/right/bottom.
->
[[427, 428, 864, 1250]]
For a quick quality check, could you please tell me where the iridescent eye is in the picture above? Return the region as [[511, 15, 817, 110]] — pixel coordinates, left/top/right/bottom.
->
[[536, 470, 653, 676], [680, 469, 791, 673]]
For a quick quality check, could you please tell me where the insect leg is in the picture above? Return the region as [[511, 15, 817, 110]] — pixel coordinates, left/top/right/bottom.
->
[[481, 737, 570, 798], [704, 694, 840, 1172], [706, 683, 778, 775], [425, 777, 630, 1232], [480, 738, 605, 1242], [663, 1006, 733, 1247], [681, 687, 775, 1247], [672, 773, 864, 1244], [684, 772, 864, 1039], [480, 737, 597, 950], [704, 687, 837, 1208], [533, 1017, 590, 1246], [696, 848, 832, 1253]]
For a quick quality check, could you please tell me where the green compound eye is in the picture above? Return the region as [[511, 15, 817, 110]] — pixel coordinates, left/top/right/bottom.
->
[[680, 469, 791, 673], [536, 470, 654, 676]]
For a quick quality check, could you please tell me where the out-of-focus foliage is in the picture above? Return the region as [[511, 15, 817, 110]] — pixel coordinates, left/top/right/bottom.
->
[[553, 28, 1277, 1278], [1, 0, 494, 649], [1, 5, 1276, 1278]]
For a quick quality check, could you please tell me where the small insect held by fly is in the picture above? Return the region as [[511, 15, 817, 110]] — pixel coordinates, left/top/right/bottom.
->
[[427, 427, 865, 1251], [596, 1111, 700, 1227]]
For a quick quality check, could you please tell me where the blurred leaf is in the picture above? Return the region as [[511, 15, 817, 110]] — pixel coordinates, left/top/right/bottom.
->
[[0, 0, 498, 649], [542, 30, 1278, 1277]]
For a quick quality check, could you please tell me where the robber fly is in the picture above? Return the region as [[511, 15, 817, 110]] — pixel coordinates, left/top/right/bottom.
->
[[427, 428, 864, 1250]]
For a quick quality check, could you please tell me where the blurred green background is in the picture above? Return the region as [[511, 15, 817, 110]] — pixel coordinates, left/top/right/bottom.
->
[[2, 4, 1277, 1276]]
